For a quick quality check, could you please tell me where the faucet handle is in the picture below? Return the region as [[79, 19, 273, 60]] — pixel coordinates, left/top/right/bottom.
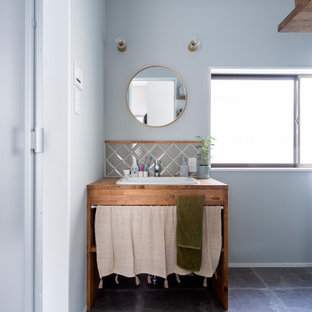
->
[[154, 159, 161, 176], [154, 159, 161, 167]]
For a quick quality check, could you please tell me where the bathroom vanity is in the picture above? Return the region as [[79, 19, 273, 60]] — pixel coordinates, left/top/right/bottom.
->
[[86, 177, 228, 310]]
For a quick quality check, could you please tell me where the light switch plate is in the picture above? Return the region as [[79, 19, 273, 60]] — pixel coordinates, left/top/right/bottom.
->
[[74, 88, 81, 115], [188, 157, 197, 172]]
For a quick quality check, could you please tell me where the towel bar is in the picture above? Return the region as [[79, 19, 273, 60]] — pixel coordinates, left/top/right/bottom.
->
[[91, 205, 224, 210]]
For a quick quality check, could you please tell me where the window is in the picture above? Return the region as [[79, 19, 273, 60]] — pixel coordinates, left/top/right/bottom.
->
[[299, 76, 312, 165], [211, 74, 312, 167]]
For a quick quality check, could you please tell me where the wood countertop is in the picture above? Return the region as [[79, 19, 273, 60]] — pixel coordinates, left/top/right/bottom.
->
[[87, 177, 228, 190]]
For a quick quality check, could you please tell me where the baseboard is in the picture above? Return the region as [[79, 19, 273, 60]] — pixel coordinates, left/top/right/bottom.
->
[[229, 262, 312, 268]]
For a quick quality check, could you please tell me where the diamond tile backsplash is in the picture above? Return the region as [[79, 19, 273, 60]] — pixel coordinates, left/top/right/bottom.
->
[[105, 141, 200, 177]]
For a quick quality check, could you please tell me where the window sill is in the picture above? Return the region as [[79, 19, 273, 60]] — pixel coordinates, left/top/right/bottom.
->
[[211, 167, 312, 172]]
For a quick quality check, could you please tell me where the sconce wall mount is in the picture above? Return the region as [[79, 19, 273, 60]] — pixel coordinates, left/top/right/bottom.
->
[[116, 36, 127, 52], [188, 36, 201, 52]]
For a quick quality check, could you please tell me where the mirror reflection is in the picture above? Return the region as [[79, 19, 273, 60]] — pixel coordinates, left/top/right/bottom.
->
[[126, 65, 187, 127]]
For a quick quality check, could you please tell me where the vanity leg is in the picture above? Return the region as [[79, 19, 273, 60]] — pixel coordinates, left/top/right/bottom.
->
[[213, 253, 228, 310], [86, 252, 100, 311], [86, 190, 100, 311], [212, 195, 228, 310]]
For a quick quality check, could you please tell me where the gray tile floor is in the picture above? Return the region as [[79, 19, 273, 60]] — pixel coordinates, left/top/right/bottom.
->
[[90, 268, 312, 312]]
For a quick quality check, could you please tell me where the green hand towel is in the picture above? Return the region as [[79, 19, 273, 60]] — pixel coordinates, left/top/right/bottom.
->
[[176, 195, 204, 272]]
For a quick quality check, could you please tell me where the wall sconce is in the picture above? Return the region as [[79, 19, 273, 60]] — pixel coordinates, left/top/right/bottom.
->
[[116, 36, 127, 52], [188, 36, 201, 52]]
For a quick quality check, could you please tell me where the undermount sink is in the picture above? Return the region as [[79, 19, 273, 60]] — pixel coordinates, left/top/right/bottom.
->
[[116, 176, 200, 185]]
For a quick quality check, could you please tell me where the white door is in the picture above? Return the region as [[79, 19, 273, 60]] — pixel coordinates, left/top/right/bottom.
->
[[0, 0, 35, 311], [147, 80, 175, 126]]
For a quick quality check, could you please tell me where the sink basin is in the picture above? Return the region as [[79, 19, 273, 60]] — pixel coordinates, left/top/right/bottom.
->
[[116, 176, 200, 185]]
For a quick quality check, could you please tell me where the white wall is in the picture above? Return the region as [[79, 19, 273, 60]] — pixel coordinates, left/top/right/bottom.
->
[[42, 0, 71, 311], [69, 1, 106, 312], [41, 1, 106, 311], [104, 0, 312, 265]]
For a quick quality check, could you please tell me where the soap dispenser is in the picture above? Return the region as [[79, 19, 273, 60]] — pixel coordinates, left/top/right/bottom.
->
[[131, 156, 138, 177], [180, 157, 189, 177]]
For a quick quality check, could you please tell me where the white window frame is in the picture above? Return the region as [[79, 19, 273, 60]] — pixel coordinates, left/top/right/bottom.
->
[[210, 68, 312, 168], [298, 74, 312, 167]]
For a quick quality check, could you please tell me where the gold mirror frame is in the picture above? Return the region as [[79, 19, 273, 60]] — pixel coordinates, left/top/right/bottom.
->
[[126, 65, 187, 127]]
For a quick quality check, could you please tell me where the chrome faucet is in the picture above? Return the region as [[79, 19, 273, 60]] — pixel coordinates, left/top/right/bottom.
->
[[154, 160, 161, 177]]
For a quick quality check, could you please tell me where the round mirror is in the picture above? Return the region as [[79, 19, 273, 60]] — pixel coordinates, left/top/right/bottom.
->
[[126, 65, 187, 127]]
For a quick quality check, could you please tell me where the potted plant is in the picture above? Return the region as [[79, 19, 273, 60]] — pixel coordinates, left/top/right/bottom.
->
[[196, 136, 215, 179]]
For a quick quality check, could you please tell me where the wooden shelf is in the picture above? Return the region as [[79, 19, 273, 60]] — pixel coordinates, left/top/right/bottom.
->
[[177, 94, 186, 100], [279, 0, 312, 32]]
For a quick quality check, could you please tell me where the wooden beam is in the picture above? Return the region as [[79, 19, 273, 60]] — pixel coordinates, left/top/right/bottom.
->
[[279, 0, 312, 32], [295, 0, 304, 7], [105, 140, 200, 144]]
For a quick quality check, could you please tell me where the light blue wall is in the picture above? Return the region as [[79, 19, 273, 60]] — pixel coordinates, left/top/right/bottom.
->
[[104, 0, 312, 140], [104, 0, 312, 265], [212, 170, 312, 264]]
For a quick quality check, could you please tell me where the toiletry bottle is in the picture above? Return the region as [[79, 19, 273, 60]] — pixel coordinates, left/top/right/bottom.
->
[[180, 157, 189, 177], [131, 156, 138, 177]]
